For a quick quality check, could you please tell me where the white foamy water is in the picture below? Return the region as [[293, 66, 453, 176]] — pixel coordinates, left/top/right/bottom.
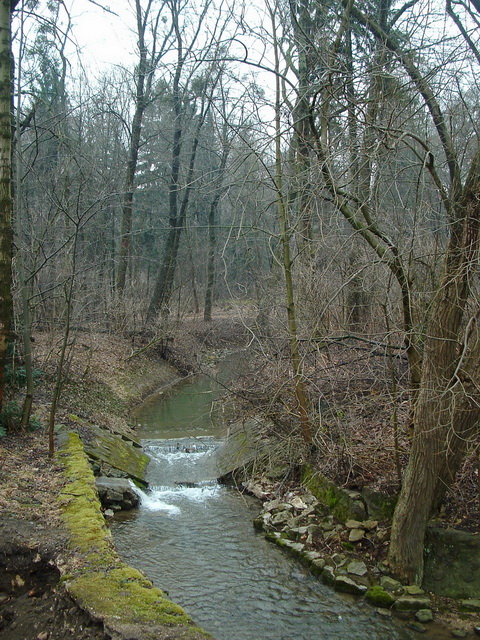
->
[[131, 476, 221, 516]]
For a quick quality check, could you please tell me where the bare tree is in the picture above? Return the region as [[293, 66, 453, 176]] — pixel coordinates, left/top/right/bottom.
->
[[116, 0, 173, 293], [0, 0, 18, 412]]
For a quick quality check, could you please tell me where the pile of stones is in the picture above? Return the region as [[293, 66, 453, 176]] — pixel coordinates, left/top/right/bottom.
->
[[251, 488, 445, 631]]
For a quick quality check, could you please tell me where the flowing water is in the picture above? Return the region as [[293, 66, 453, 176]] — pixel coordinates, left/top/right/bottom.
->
[[111, 359, 434, 640]]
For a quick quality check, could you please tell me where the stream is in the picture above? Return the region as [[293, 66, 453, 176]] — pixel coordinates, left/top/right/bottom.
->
[[111, 357, 420, 640]]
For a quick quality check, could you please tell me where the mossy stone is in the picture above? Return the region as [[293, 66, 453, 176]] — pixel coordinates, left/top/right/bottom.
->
[[394, 595, 431, 612], [365, 586, 396, 607], [415, 609, 433, 623], [301, 466, 366, 522], [460, 599, 480, 612]]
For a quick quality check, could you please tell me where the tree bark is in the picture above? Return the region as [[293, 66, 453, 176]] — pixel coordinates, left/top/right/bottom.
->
[[115, 0, 150, 293], [271, 6, 313, 445], [204, 135, 229, 322], [388, 152, 480, 583], [0, 0, 13, 413]]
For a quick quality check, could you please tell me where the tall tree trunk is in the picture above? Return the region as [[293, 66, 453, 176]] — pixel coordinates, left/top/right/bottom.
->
[[0, 0, 14, 413], [14, 1, 33, 427], [116, 0, 149, 293], [388, 152, 480, 583], [271, 7, 312, 446], [148, 83, 216, 320], [203, 198, 216, 322], [204, 135, 229, 322]]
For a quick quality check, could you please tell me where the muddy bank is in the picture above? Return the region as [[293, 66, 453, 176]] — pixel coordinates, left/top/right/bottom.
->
[[0, 517, 106, 640]]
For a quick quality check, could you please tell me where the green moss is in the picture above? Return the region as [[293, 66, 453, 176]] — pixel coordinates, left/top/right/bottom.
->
[[79, 425, 150, 483], [57, 432, 210, 638], [325, 487, 339, 509], [365, 585, 396, 607], [68, 570, 189, 625], [301, 465, 353, 522], [58, 434, 113, 556]]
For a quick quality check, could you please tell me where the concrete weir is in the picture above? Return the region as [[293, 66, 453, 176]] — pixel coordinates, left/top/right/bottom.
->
[[57, 432, 212, 640]]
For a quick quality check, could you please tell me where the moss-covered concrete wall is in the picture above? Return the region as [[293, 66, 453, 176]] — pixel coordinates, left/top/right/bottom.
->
[[301, 465, 365, 522], [57, 432, 212, 640]]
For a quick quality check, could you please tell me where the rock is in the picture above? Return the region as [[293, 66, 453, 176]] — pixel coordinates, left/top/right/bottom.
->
[[415, 609, 433, 623], [365, 586, 396, 607], [305, 524, 319, 544], [460, 600, 480, 612], [104, 509, 115, 518], [290, 526, 308, 536], [375, 528, 389, 542], [37, 633, 49, 640], [95, 477, 139, 510], [352, 501, 368, 520], [303, 550, 322, 562], [375, 608, 392, 618], [380, 576, 404, 593], [289, 496, 308, 510], [349, 528, 365, 542], [362, 487, 397, 520], [302, 470, 367, 521], [347, 561, 368, 576], [322, 565, 336, 586], [394, 595, 431, 612], [347, 490, 363, 501], [331, 553, 347, 567], [311, 558, 326, 575], [405, 584, 425, 596], [362, 519, 378, 530], [262, 512, 272, 527], [452, 630, 467, 638], [334, 575, 368, 595], [264, 499, 282, 512], [345, 519, 364, 529], [407, 622, 426, 633], [474, 627, 480, 636], [281, 540, 305, 554], [242, 481, 267, 499], [424, 527, 480, 599], [271, 511, 293, 526]]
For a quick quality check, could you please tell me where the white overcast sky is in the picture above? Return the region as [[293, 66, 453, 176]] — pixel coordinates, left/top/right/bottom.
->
[[67, 1, 137, 73]]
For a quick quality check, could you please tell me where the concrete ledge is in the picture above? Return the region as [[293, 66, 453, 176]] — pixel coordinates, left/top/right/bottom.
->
[[57, 432, 212, 640]]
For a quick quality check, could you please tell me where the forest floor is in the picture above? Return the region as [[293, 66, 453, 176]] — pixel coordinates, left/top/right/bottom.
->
[[0, 315, 478, 639]]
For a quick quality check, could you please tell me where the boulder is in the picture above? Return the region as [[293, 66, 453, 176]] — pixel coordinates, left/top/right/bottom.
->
[[365, 586, 396, 607], [380, 576, 404, 593], [347, 560, 368, 576], [423, 527, 480, 599], [289, 496, 308, 511], [334, 575, 368, 595], [302, 467, 367, 522], [349, 528, 365, 543], [95, 477, 139, 510], [460, 600, 480, 613], [415, 609, 433, 623], [394, 595, 431, 612], [361, 487, 397, 520]]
